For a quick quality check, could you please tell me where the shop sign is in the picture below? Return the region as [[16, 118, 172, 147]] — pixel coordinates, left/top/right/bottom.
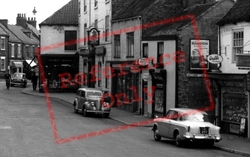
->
[[79, 49, 90, 57], [229, 124, 240, 134], [136, 58, 149, 66], [142, 73, 151, 81], [236, 54, 250, 67], [130, 65, 140, 73], [207, 54, 223, 64], [88, 28, 100, 46], [95, 46, 106, 56]]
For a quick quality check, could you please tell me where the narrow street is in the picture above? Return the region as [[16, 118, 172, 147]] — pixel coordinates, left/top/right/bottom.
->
[[0, 82, 244, 157]]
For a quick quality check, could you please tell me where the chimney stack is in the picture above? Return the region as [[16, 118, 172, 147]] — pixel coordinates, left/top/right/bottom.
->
[[0, 19, 8, 28], [27, 16, 37, 28], [16, 13, 28, 29]]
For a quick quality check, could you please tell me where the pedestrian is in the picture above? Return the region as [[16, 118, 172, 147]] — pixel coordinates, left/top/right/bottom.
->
[[31, 72, 38, 91], [4, 71, 11, 89]]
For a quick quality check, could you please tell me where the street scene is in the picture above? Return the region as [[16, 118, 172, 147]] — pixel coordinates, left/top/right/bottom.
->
[[0, 82, 246, 157], [1, 0, 250, 156]]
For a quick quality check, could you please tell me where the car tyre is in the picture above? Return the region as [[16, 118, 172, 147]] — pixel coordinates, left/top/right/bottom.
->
[[83, 108, 88, 117], [104, 113, 110, 118], [175, 132, 183, 147], [73, 104, 78, 113], [154, 127, 161, 141]]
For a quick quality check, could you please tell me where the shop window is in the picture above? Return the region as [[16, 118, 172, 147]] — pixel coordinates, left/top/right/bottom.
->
[[0, 56, 6, 71], [114, 35, 121, 58], [232, 30, 243, 62], [105, 15, 110, 42], [127, 32, 134, 57], [0, 37, 5, 50], [65, 30, 77, 50], [142, 43, 148, 57], [117, 71, 133, 102], [157, 42, 164, 63]]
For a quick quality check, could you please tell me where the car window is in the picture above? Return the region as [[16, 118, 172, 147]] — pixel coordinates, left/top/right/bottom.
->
[[166, 110, 179, 120], [180, 113, 209, 122], [87, 91, 102, 98], [81, 91, 85, 97], [76, 90, 81, 96]]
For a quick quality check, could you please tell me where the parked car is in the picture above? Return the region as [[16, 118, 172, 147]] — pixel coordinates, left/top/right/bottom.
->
[[73, 88, 111, 117], [151, 108, 221, 147], [10, 72, 27, 88]]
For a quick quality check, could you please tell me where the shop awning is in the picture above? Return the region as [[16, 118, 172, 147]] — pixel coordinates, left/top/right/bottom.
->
[[13, 61, 23, 67], [26, 59, 37, 67]]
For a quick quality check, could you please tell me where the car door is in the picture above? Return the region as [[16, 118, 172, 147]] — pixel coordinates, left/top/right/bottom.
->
[[164, 110, 179, 138], [78, 90, 85, 109], [159, 110, 174, 137]]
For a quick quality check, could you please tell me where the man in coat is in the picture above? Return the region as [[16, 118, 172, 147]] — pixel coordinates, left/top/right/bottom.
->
[[31, 72, 38, 91]]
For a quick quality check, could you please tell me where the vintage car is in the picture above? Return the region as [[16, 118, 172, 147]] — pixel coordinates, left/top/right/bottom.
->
[[152, 108, 221, 147], [73, 88, 111, 117], [10, 72, 27, 88]]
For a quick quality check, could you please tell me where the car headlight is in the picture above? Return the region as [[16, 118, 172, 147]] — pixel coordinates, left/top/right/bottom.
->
[[91, 102, 95, 106]]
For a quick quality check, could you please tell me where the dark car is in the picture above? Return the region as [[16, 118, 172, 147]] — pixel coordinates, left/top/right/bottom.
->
[[73, 88, 111, 117], [10, 72, 27, 88]]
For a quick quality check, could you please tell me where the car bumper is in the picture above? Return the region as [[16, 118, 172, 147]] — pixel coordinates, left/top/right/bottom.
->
[[183, 134, 221, 142], [86, 110, 110, 114]]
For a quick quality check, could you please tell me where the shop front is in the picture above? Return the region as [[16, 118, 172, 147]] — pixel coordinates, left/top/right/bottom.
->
[[110, 61, 140, 113], [149, 69, 167, 118], [209, 73, 249, 137], [39, 53, 79, 92], [10, 60, 23, 74]]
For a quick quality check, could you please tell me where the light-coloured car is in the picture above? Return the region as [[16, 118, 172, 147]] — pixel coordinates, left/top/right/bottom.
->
[[73, 88, 111, 117], [10, 73, 27, 88], [152, 108, 221, 147]]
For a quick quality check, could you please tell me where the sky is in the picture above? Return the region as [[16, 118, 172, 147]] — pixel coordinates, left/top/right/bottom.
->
[[0, 0, 71, 29]]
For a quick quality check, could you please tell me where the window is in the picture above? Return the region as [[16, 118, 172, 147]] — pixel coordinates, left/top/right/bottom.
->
[[105, 15, 110, 42], [1, 37, 5, 50], [11, 44, 15, 58], [94, 19, 98, 28], [78, 1, 81, 15], [157, 42, 164, 63], [142, 43, 148, 57], [0, 56, 5, 71], [65, 31, 77, 50], [105, 0, 110, 3], [232, 30, 244, 62], [17, 44, 21, 58], [98, 62, 101, 87], [114, 35, 120, 57], [94, 0, 98, 8], [83, 0, 87, 12], [127, 32, 134, 57], [84, 23, 87, 45], [25, 45, 29, 58]]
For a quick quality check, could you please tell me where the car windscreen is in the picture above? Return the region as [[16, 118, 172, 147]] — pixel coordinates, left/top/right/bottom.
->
[[87, 91, 102, 98], [180, 113, 209, 122]]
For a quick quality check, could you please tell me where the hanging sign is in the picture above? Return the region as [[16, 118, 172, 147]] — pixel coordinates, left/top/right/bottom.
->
[[207, 54, 223, 64]]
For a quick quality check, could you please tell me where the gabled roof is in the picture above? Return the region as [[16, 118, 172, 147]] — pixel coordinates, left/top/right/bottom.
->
[[27, 23, 40, 38], [217, 0, 249, 25], [144, 2, 217, 36], [39, 0, 78, 26], [8, 25, 39, 45], [0, 23, 22, 43], [0, 24, 8, 36]]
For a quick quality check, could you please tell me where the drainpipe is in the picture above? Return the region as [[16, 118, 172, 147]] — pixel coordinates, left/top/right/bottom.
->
[[218, 25, 222, 69]]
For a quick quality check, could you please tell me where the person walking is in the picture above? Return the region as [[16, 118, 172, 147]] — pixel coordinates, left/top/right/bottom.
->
[[31, 72, 38, 91], [4, 71, 11, 89]]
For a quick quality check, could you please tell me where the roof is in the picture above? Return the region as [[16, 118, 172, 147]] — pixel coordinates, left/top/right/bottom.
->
[[217, 0, 249, 25], [0, 24, 8, 36], [169, 108, 207, 115], [27, 23, 40, 37], [39, 0, 78, 26], [8, 25, 39, 45], [0, 23, 22, 43], [143, 2, 218, 37]]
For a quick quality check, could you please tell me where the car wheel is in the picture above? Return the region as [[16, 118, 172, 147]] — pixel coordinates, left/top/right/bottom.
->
[[104, 113, 110, 118], [175, 132, 183, 147], [73, 104, 78, 113], [83, 108, 88, 117], [153, 127, 161, 141]]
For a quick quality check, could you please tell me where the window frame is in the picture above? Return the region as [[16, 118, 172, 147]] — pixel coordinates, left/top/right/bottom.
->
[[17, 44, 22, 58], [0, 37, 5, 50], [232, 30, 244, 63], [142, 43, 148, 58], [64, 30, 77, 50], [83, 0, 87, 13], [157, 42, 164, 63], [0, 56, 5, 71], [94, 0, 98, 9], [126, 32, 134, 57], [114, 35, 121, 58], [11, 44, 15, 58], [105, 15, 110, 42]]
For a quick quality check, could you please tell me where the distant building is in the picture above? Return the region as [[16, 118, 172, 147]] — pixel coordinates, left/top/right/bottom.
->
[[39, 0, 79, 92]]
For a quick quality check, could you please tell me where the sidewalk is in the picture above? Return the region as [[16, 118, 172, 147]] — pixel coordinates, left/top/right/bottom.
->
[[21, 86, 250, 157]]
